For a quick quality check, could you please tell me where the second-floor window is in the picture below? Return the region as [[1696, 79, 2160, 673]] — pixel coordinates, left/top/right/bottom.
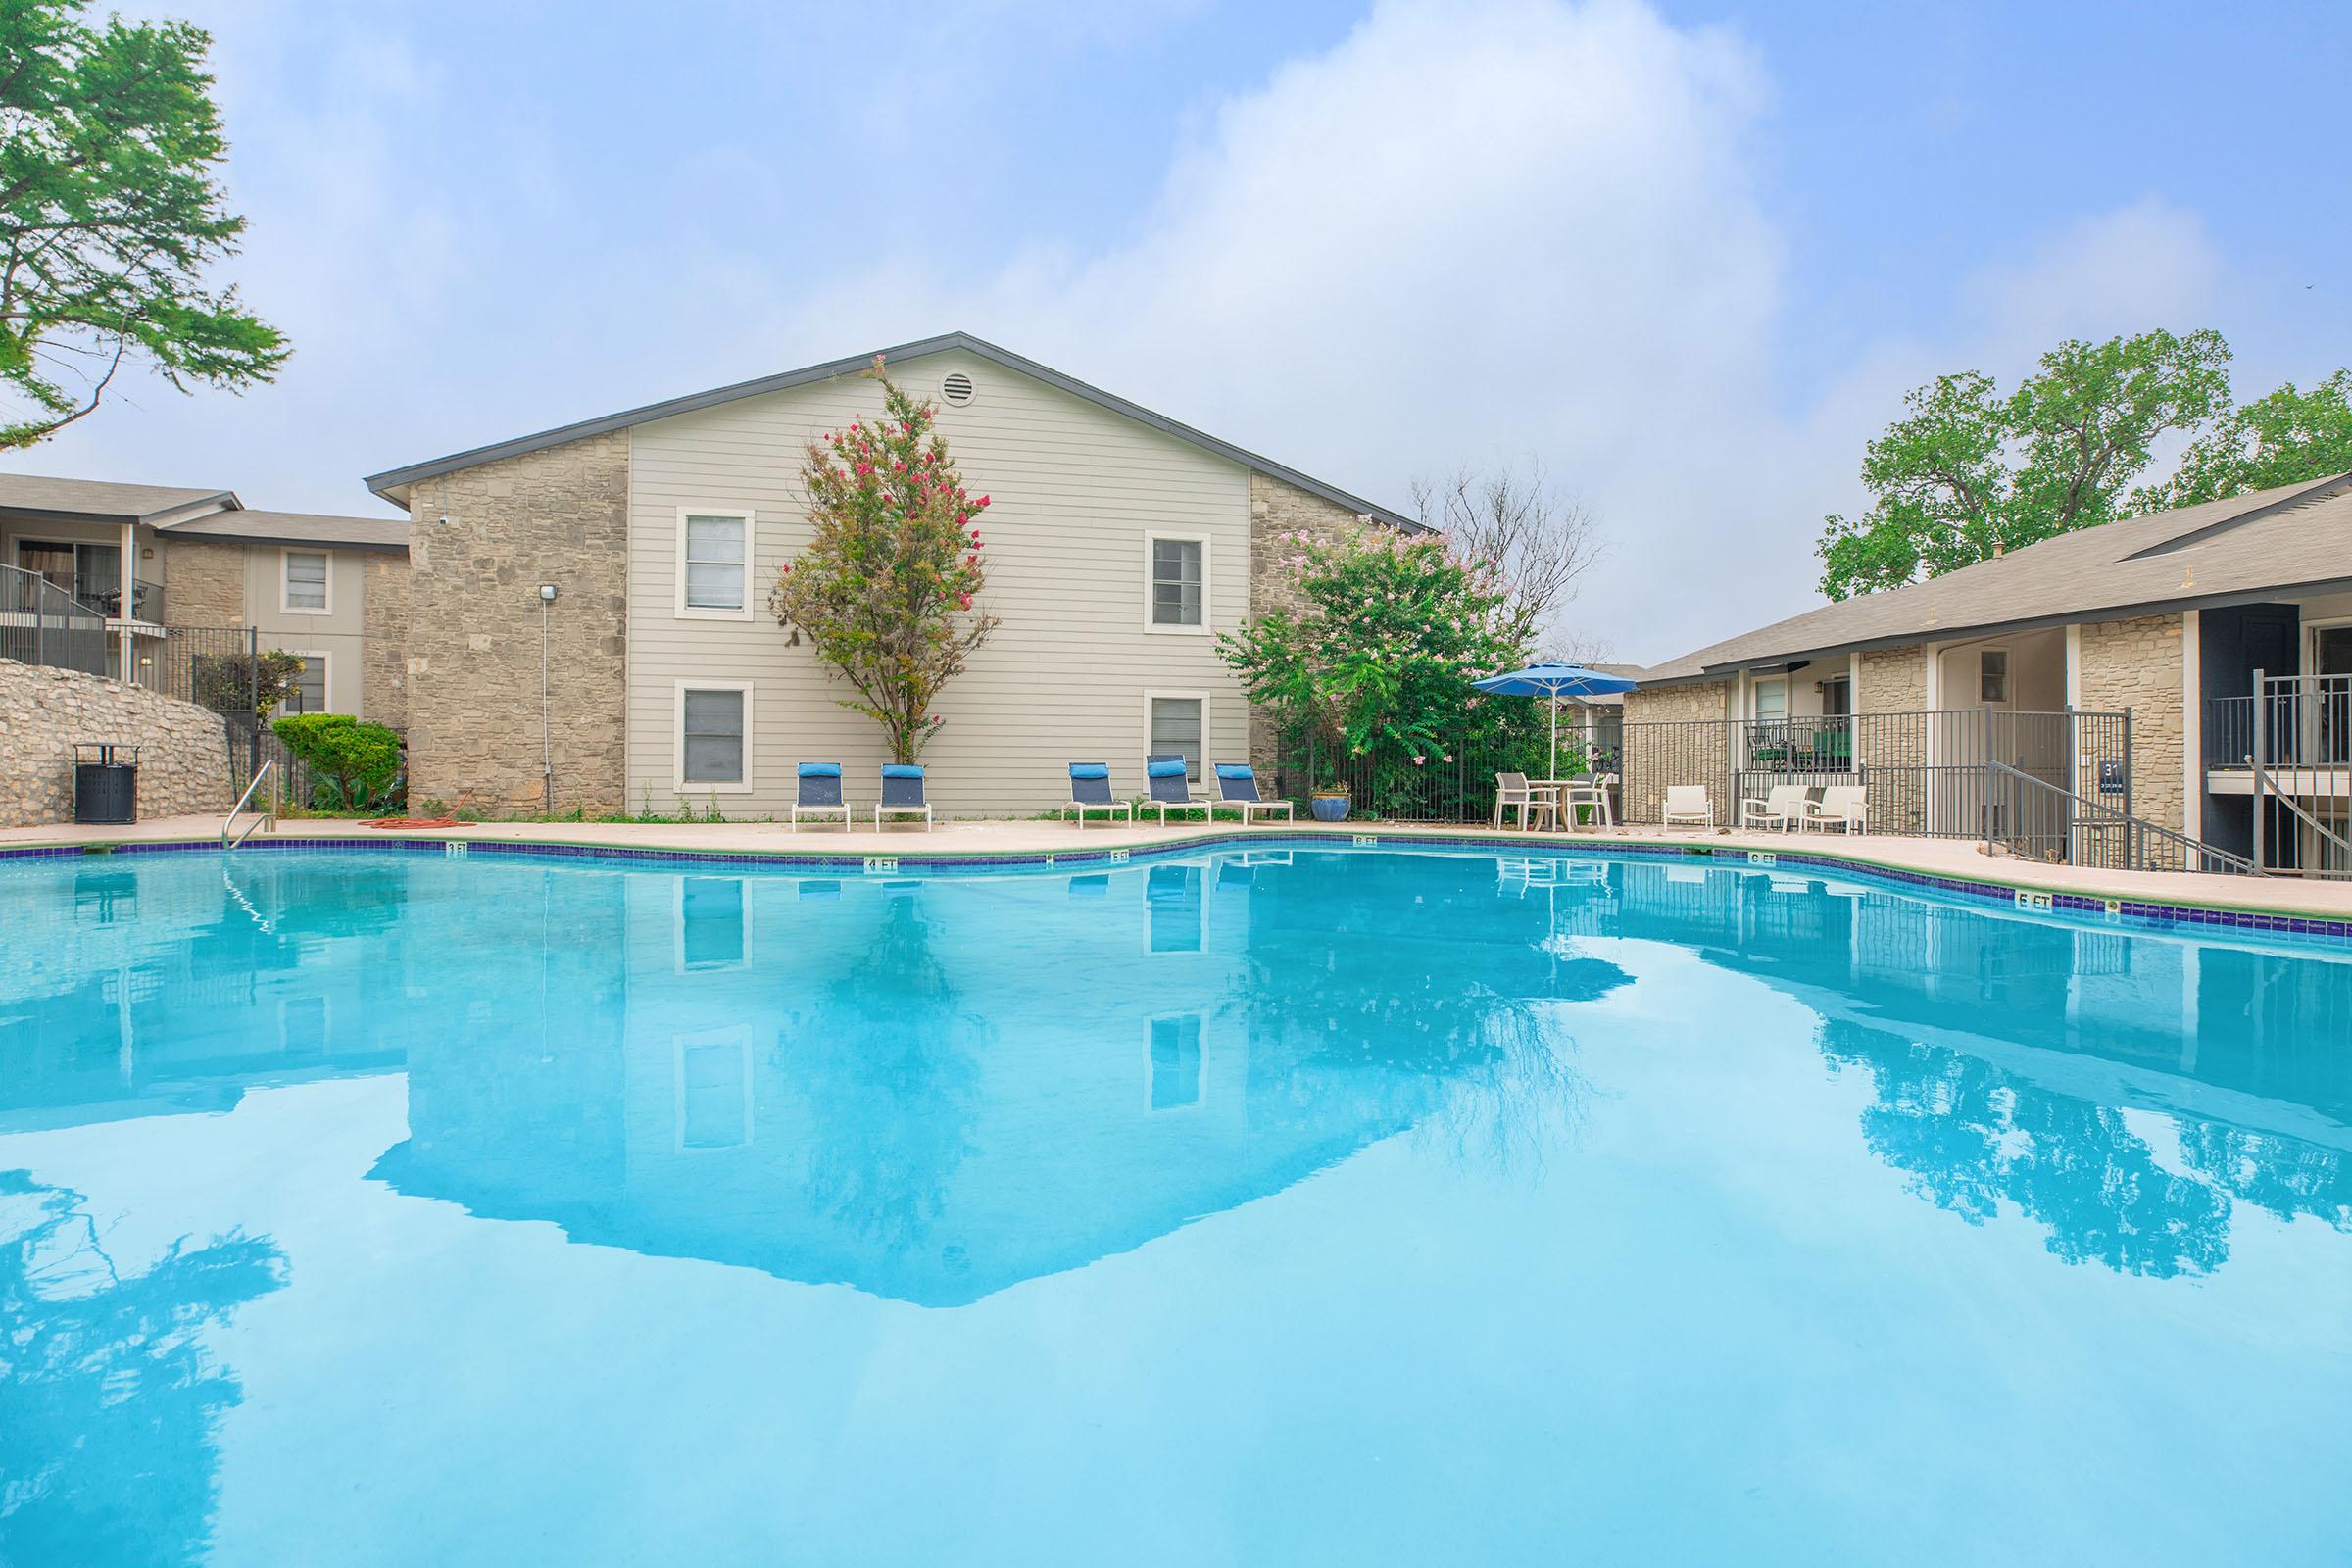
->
[[1148, 536, 1204, 629], [283, 551, 328, 612], [680, 511, 750, 615]]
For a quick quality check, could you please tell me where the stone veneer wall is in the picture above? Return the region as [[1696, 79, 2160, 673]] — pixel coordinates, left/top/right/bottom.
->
[[0, 659, 232, 826], [2078, 612, 2185, 831], [161, 537, 249, 627], [1245, 472, 1371, 773], [1620, 680, 1729, 726], [362, 551, 411, 730], [1855, 645, 1930, 832], [402, 430, 629, 814], [1855, 646, 1926, 713]]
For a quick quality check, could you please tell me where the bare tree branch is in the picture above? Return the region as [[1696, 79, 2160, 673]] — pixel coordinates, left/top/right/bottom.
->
[[1410, 456, 1607, 661]]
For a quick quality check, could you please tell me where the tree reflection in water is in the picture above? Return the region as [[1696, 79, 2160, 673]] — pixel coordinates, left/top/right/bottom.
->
[[0, 1170, 287, 1565], [790, 894, 992, 1255], [1817, 1018, 2352, 1278]]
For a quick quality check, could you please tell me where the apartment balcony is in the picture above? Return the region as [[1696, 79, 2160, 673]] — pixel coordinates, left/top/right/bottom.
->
[[2206, 675, 2351, 801]]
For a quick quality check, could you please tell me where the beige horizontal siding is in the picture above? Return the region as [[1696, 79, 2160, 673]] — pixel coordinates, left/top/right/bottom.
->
[[625, 348, 1253, 817]]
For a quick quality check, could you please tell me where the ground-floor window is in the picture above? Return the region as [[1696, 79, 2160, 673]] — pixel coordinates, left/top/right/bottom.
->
[[677, 682, 751, 790], [1148, 693, 1205, 781], [283, 654, 327, 714]]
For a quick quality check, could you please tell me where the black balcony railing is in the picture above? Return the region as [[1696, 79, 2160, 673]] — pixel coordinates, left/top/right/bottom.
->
[[0, 563, 109, 675], [2207, 673, 2352, 772]]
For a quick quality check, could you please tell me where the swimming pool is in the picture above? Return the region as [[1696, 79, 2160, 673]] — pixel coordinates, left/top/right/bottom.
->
[[2, 844, 2348, 1565]]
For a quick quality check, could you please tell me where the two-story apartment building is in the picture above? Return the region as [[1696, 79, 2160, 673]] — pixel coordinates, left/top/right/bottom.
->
[[1623, 472, 2352, 872], [0, 473, 410, 721], [364, 332, 1417, 818]]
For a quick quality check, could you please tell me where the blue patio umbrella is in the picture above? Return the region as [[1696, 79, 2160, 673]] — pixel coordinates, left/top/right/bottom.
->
[[1471, 662, 1639, 778]]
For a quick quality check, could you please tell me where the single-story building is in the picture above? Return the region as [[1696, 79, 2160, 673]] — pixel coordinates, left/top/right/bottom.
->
[[363, 331, 1419, 818], [0, 472, 410, 721], [1623, 472, 2352, 872]]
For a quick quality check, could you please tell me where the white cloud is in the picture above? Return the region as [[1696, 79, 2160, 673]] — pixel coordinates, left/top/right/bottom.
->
[[8, 1, 2255, 665]]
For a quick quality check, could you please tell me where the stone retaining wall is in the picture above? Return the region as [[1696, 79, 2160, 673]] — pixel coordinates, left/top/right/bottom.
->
[[0, 659, 233, 826]]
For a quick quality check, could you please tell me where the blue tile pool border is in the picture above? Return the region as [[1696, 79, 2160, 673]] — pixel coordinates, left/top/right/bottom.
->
[[5, 827, 2349, 948]]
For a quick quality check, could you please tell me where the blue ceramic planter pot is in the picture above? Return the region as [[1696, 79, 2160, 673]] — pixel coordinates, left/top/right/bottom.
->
[[1309, 794, 1351, 823]]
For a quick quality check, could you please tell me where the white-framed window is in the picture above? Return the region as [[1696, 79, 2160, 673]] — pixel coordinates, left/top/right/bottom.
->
[[1145, 690, 1208, 782], [675, 680, 753, 792], [673, 1026, 753, 1152], [1981, 649, 2009, 703], [1752, 676, 1787, 721], [675, 508, 753, 618], [674, 875, 751, 973], [1143, 533, 1208, 632], [282, 549, 330, 613], [283, 653, 328, 715], [1146, 1014, 1204, 1111]]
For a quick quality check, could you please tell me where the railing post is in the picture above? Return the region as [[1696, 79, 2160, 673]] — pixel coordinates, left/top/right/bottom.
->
[[2250, 669, 2267, 874]]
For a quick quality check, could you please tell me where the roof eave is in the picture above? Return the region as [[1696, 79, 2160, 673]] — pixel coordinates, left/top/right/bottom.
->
[[362, 330, 1425, 533]]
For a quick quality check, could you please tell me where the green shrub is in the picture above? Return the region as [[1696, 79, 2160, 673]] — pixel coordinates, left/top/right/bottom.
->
[[192, 648, 305, 715], [271, 714, 403, 808]]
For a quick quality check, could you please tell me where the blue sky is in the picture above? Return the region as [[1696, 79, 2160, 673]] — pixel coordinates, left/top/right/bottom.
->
[[24, 0, 2352, 662]]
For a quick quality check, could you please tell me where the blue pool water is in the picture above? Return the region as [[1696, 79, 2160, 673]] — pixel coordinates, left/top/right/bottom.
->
[[2, 845, 2349, 1565]]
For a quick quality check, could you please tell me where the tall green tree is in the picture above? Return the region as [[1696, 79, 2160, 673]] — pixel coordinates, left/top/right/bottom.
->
[[2132, 368, 2352, 512], [1814, 328, 2231, 600], [0, 0, 287, 448], [769, 358, 998, 762]]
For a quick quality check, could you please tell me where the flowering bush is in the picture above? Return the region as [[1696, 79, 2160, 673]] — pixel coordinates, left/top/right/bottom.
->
[[1220, 520, 1545, 808], [770, 357, 999, 762]]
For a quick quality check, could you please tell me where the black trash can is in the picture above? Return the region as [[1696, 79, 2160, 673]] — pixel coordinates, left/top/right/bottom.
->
[[74, 743, 139, 825]]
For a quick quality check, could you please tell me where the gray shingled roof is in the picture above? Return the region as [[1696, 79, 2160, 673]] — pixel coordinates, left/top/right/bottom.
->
[[0, 471, 234, 523], [1635, 472, 2352, 684], [161, 510, 409, 553], [362, 330, 1425, 532]]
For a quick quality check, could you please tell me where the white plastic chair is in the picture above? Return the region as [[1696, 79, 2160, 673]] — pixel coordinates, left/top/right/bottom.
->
[[1661, 785, 1714, 830], [1740, 783, 1807, 833], [1802, 784, 1868, 834], [1494, 772, 1557, 831], [1560, 772, 1617, 830]]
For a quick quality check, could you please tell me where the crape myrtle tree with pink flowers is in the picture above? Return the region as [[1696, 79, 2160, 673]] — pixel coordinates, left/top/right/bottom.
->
[[770, 357, 999, 763], [1218, 518, 1559, 817]]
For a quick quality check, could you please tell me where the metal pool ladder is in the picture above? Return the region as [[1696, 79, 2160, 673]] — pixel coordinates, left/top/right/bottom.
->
[[223, 760, 275, 851]]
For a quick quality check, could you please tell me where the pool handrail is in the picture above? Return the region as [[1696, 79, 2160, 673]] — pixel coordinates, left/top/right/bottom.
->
[[224, 759, 275, 851]]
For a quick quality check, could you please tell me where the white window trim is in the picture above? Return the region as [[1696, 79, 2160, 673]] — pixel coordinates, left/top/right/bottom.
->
[[280, 548, 332, 615], [672, 1025, 755, 1153], [287, 650, 330, 715], [674, 506, 756, 621], [2306, 614, 2352, 674], [674, 678, 755, 794], [1142, 532, 1211, 635], [673, 875, 753, 974], [1750, 675, 1788, 720], [1143, 688, 1211, 783]]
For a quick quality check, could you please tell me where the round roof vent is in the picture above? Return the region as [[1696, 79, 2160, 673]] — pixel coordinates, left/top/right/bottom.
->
[[941, 370, 976, 406]]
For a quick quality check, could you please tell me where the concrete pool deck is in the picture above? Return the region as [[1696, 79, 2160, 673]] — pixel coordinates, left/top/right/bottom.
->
[[7, 810, 2352, 922]]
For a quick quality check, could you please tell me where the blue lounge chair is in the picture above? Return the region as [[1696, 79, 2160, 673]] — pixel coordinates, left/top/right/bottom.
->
[[1143, 754, 1210, 825], [1062, 762, 1132, 828], [792, 762, 848, 830], [876, 763, 931, 831], [1213, 761, 1293, 824]]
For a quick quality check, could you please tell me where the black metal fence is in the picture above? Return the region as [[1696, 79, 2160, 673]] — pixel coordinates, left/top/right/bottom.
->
[[224, 712, 320, 814], [130, 624, 265, 710], [1611, 709, 2131, 837], [1268, 708, 2135, 841], [1, 563, 109, 675]]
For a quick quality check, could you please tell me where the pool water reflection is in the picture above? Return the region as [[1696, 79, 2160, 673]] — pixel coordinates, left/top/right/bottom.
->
[[1, 847, 2348, 1565]]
